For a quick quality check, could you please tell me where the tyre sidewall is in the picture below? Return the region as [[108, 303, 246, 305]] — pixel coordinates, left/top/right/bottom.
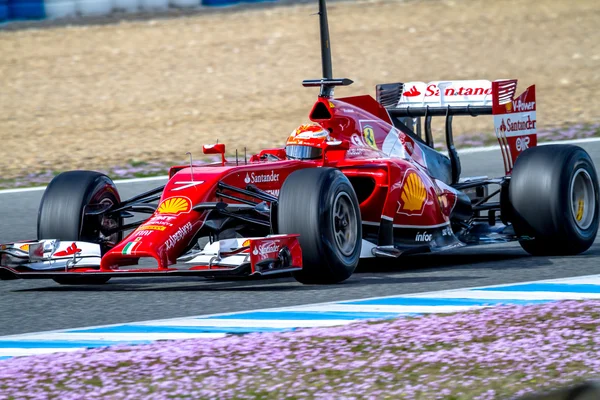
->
[[317, 172, 362, 272], [278, 168, 362, 284], [510, 145, 599, 254], [38, 171, 122, 253]]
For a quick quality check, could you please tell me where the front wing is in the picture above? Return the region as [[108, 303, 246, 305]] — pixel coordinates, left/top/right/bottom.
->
[[0, 235, 302, 280]]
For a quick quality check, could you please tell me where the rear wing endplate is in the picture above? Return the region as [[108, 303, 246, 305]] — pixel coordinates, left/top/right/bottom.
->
[[377, 79, 537, 174]]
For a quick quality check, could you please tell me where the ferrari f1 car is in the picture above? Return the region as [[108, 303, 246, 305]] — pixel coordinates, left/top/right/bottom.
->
[[1, 0, 598, 285]]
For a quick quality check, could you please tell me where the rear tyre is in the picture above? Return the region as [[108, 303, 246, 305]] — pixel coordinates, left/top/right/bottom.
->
[[278, 168, 362, 284], [38, 171, 122, 285], [509, 145, 599, 256]]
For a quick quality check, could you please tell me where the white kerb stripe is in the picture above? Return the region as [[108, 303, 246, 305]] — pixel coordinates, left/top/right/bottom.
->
[[0, 348, 85, 357], [410, 290, 600, 301], [538, 276, 600, 285], [287, 304, 489, 314], [142, 319, 355, 329]]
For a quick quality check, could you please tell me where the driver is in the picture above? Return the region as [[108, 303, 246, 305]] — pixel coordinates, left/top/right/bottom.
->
[[285, 123, 330, 160]]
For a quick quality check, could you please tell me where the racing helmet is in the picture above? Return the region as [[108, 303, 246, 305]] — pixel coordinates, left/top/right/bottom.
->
[[285, 124, 329, 160]]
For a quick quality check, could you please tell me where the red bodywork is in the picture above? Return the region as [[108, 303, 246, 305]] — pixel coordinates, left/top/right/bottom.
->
[[0, 79, 537, 280], [98, 94, 456, 271]]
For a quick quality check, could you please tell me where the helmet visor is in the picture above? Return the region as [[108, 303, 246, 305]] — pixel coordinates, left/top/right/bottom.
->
[[285, 145, 323, 160]]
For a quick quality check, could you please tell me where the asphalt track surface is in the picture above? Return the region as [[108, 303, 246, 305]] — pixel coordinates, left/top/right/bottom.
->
[[1, 141, 599, 336]]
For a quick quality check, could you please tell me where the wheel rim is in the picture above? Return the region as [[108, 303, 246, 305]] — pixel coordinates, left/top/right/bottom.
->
[[100, 198, 120, 247], [84, 196, 120, 249], [332, 191, 357, 256], [570, 168, 596, 231]]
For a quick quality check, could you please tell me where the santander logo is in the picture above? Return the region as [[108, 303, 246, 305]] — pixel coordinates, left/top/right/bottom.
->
[[244, 171, 280, 185], [425, 84, 492, 97], [54, 242, 82, 257], [252, 241, 279, 257], [403, 86, 422, 97]]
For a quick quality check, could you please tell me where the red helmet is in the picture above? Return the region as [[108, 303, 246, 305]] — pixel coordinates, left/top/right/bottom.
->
[[286, 124, 330, 160]]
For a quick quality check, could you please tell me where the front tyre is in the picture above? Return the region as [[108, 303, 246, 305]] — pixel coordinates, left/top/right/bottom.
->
[[509, 145, 599, 256], [38, 170, 122, 285], [278, 168, 362, 284]]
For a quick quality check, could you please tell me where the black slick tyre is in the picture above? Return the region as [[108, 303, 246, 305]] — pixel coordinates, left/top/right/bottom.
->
[[38, 171, 122, 285], [278, 168, 362, 284], [509, 145, 599, 256]]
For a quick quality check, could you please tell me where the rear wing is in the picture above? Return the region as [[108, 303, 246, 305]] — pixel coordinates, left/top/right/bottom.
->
[[377, 79, 537, 174]]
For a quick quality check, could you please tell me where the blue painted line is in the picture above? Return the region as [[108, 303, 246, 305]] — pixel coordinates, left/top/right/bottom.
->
[[0, 356, 10, 361], [70, 325, 288, 334], [0, 340, 151, 349], [341, 297, 549, 306], [478, 283, 600, 293], [204, 311, 415, 320]]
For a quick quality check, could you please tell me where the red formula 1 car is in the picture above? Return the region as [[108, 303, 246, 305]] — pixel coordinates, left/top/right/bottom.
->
[[1, 0, 599, 285]]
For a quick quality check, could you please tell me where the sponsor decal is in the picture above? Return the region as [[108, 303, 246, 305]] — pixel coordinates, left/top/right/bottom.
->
[[328, 101, 335, 108], [265, 189, 280, 197], [138, 225, 167, 231], [244, 171, 280, 185], [576, 199, 584, 222], [347, 148, 368, 157], [415, 232, 432, 242], [122, 237, 142, 255], [145, 215, 176, 227], [424, 85, 492, 97], [441, 226, 453, 237], [252, 241, 280, 258], [19, 244, 30, 251], [157, 197, 191, 215], [242, 239, 251, 247], [165, 222, 193, 250], [363, 126, 377, 150], [172, 181, 205, 191], [499, 116, 536, 133], [133, 230, 152, 237], [515, 136, 530, 152], [399, 80, 493, 107], [397, 172, 427, 215], [350, 133, 364, 147], [403, 86, 421, 97], [54, 242, 82, 257], [512, 98, 535, 112]]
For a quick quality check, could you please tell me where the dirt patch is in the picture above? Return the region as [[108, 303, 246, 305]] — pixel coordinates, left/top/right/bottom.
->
[[0, 0, 599, 179]]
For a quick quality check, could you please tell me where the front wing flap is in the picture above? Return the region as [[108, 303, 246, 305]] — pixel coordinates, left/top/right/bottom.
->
[[0, 235, 302, 280]]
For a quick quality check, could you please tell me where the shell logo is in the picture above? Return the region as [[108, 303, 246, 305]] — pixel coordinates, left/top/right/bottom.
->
[[157, 197, 191, 215], [400, 172, 427, 213], [505, 102, 513, 112]]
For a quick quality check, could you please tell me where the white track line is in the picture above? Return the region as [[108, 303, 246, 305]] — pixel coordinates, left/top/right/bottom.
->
[[2, 137, 599, 196], [9, 332, 227, 342], [0, 176, 168, 195]]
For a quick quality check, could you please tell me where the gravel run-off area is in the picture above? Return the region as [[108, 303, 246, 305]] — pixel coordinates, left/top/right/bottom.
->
[[0, 0, 599, 183]]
